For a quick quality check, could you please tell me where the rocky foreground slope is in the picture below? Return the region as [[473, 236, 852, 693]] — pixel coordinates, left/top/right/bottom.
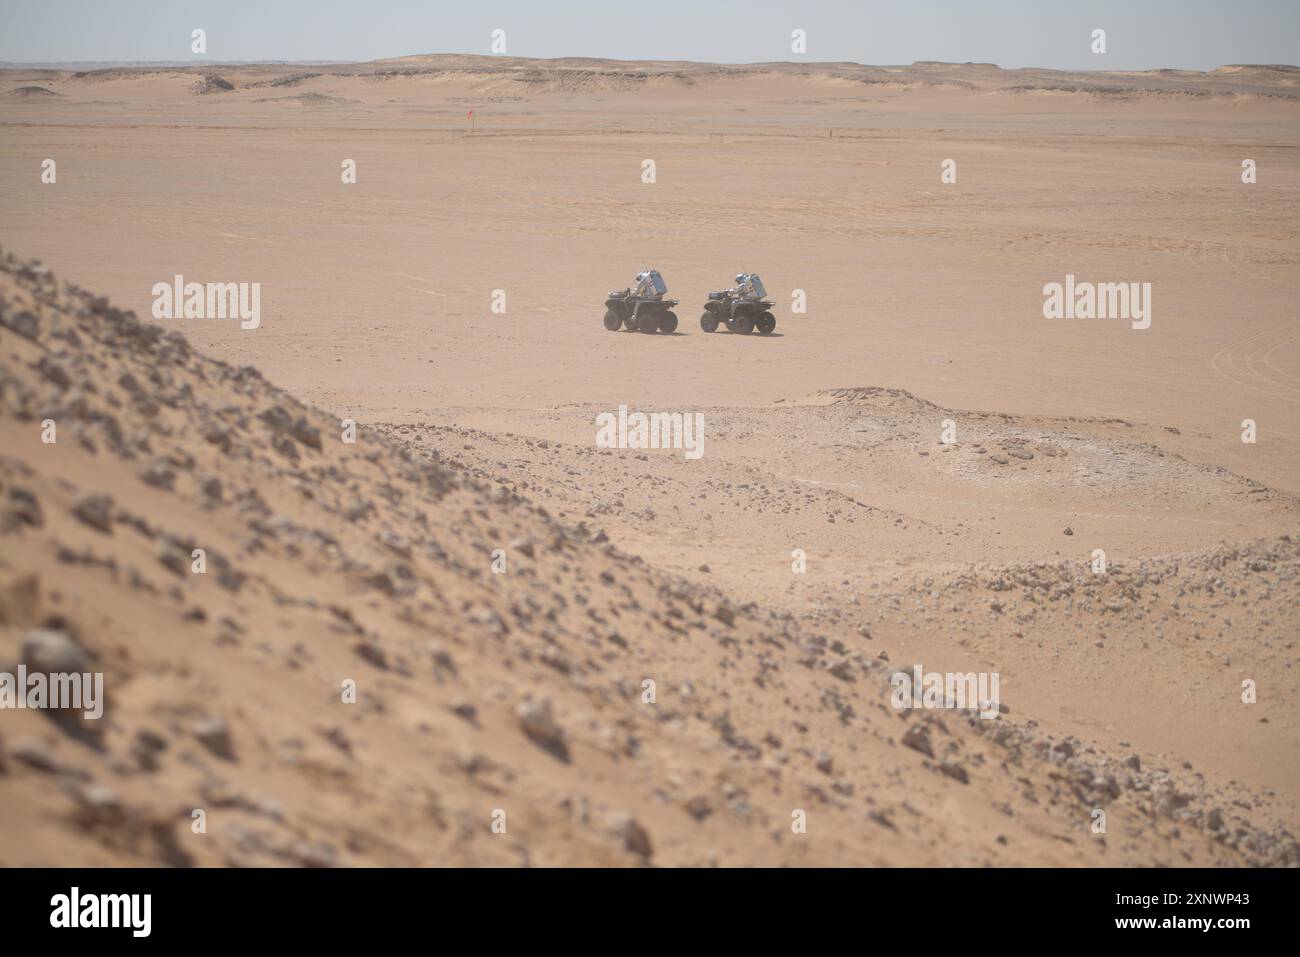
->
[[0, 248, 1295, 866]]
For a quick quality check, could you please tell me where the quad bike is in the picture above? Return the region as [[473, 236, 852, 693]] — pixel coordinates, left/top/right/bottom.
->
[[700, 272, 776, 335], [603, 269, 680, 334]]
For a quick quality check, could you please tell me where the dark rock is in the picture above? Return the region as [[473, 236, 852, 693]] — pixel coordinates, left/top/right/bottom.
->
[[685, 795, 712, 821], [613, 815, 653, 860], [939, 761, 970, 784], [0, 309, 39, 340], [70, 493, 113, 533], [22, 628, 93, 674], [901, 724, 934, 758], [192, 716, 236, 761], [353, 640, 388, 670], [451, 701, 477, 722], [517, 699, 569, 762], [6, 487, 43, 527]]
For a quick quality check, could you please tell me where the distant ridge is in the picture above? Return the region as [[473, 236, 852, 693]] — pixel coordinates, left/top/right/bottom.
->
[[0, 55, 1296, 73], [0, 55, 1296, 101]]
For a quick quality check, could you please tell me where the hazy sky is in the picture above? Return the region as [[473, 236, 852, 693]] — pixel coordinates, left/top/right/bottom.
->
[[2, 0, 1297, 71]]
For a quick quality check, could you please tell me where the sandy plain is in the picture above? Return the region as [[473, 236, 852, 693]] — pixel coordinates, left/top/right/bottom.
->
[[0, 56, 1296, 865]]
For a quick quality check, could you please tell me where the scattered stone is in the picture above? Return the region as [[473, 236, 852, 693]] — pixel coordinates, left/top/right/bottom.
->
[[156, 543, 188, 576], [353, 640, 388, 670], [612, 815, 653, 860], [939, 761, 970, 784], [451, 701, 477, 723], [868, 810, 897, 831], [201, 424, 232, 451], [132, 729, 168, 771], [685, 795, 712, 821], [200, 475, 223, 504], [257, 406, 321, 451], [1090, 772, 1121, 801], [429, 643, 457, 675], [517, 699, 569, 762], [291, 418, 322, 450], [827, 658, 855, 682], [192, 716, 236, 761], [9, 737, 60, 774], [140, 461, 176, 491], [70, 782, 125, 827], [6, 487, 43, 527], [37, 357, 72, 389], [320, 726, 352, 756], [0, 309, 39, 340], [71, 493, 114, 533], [194, 74, 235, 94], [901, 724, 934, 758], [288, 841, 336, 868], [22, 628, 94, 674]]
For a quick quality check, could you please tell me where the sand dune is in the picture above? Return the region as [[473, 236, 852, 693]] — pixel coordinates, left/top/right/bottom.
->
[[1, 254, 1296, 866]]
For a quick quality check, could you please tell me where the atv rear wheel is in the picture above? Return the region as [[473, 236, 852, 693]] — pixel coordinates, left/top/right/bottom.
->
[[734, 313, 755, 335], [603, 308, 622, 331], [638, 311, 660, 333], [700, 311, 719, 333], [756, 311, 776, 335], [658, 311, 679, 334]]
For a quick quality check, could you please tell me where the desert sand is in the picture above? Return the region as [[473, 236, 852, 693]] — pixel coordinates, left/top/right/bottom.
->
[[0, 56, 1297, 866]]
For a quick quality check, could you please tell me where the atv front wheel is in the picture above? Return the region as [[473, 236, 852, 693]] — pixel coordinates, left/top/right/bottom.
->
[[603, 308, 622, 331], [734, 313, 755, 335]]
